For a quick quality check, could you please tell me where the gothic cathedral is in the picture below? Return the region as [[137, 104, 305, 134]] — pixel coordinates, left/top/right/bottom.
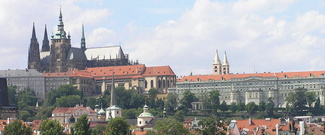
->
[[28, 9, 133, 73]]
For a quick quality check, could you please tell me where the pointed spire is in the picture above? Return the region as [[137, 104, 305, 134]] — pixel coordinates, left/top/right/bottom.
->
[[31, 22, 37, 40], [213, 49, 221, 64], [110, 72, 115, 106], [222, 51, 229, 65], [81, 24, 86, 50], [42, 24, 50, 52], [54, 7, 66, 39]]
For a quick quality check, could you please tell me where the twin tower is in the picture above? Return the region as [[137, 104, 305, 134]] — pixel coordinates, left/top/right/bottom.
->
[[212, 50, 229, 75]]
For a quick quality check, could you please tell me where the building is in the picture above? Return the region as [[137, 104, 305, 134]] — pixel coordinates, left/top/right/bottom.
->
[[52, 104, 98, 124], [170, 71, 325, 107], [0, 69, 45, 100], [0, 78, 18, 119], [28, 9, 132, 73], [212, 50, 229, 75], [88, 64, 176, 93]]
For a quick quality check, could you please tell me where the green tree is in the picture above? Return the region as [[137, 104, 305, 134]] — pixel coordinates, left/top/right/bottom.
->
[[265, 97, 275, 117], [285, 88, 308, 116], [237, 101, 245, 112], [198, 116, 226, 135], [209, 90, 221, 113], [106, 117, 130, 135], [71, 114, 91, 135], [258, 101, 266, 112], [230, 102, 237, 113], [39, 119, 65, 135], [45, 84, 81, 106], [245, 102, 258, 115], [122, 108, 142, 119], [314, 97, 321, 115], [155, 98, 165, 110], [91, 124, 106, 135], [166, 93, 178, 113], [129, 93, 145, 109], [180, 90, 198, 109], [8, 85, 17, 105], [56, 95, 81, 107], [17, 87, 38, 109], [219, 101, 228, 113], [3, 119, 32, 135], [151, 118, 189, 135], [148, 88, 158, 108], [173, 110, 185, 122], [35, 106, 55, 120], [306, 92, 316, 112]]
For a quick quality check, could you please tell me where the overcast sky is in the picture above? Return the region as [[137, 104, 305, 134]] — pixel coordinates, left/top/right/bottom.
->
[[1, 0, 325, 76]]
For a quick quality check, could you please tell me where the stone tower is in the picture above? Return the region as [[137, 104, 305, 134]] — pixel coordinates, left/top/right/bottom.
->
[[212, 49, 222, 75], [28, 23, 41, 71], [213, 50, 229, 75], [221, 51, 229, 74], [42, 25, 50, 52], [81, 24, 86, 51], [50, 9, 71, 72]]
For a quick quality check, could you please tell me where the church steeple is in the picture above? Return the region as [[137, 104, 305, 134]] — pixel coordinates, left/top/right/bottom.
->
[[81, 24, 86, 51], [110, 72, 116, 106], [222, 51, 229, 65], [213, 49, 221, 64], [53, 8, 67, 39], [213, 49, 222, 75], [42, 25, 50, 52], [28, 23, 41, 70], [221, 51, 230, 74]]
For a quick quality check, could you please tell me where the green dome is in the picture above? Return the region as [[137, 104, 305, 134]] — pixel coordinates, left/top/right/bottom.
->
[[98, 108, 105, 115]]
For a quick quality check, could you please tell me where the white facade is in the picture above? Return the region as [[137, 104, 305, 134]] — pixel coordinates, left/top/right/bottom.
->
[[137, 104, 155, 127], [106, 105, 122, 120]]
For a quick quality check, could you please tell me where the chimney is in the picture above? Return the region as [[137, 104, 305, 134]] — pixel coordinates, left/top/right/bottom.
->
[[248, 118, 252, 126], [7, 118, 10, 124], [275, 124, 279, 135]]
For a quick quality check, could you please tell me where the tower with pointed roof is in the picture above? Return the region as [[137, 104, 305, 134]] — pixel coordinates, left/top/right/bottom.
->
[[213, 50, 230, 75], [49, 9, 72, 72], [42, 25, 50, 52], [106, 72, 122, 120], [81, 24, 86, 51], [222, 51, 229, 74], [28, 23, 41, 71]]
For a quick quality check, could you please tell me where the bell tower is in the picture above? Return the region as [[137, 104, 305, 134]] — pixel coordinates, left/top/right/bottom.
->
[[28, 23, 41, 71]]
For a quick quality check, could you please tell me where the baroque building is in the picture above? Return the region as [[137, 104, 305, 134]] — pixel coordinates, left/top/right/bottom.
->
[[28, 9, 132, 73], [170, 71, 325, 107]]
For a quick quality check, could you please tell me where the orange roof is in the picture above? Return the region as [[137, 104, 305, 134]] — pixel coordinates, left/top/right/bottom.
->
[[179, 71, 325, 82], [52, 107, 70, 114], [53, 105, 96, 114], [86, 64, 146, 77], [142, 66, 175, 76]]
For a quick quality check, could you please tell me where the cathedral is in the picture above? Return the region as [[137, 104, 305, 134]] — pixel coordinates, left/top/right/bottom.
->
[[212, 50, 229, 75], [28, 10, 132, 73]]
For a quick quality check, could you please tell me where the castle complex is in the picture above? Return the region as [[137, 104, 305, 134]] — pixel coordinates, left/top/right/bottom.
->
[[28, 9, 132, 73], [169, 51, 325, 108]]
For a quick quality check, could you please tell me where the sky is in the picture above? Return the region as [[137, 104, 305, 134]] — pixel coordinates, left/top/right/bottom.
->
[[1, 0, 325, 77]]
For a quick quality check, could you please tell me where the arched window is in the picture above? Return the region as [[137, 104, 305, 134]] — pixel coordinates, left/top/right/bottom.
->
[[150, 80, 154, 88], [158, 80, 161, 88], [163, 80, 166, 88], [145, 80, 148, 88]]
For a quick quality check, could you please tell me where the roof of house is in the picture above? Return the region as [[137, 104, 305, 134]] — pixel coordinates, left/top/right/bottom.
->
[[85, 46, 125, 60], [0, 69, 43, 77], [178, 71, 325, 82], [86, 64, 146, 78], [142, 66, 175, 76]]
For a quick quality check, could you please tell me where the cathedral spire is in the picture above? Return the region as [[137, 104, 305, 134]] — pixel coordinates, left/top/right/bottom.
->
[[213, 49, 221, 64], [31, 22, 37, 40], [81, 24, 86, 50], [54, 7, 67, 39], [222, 51, 229, 65], [42, 24, 50, 52]]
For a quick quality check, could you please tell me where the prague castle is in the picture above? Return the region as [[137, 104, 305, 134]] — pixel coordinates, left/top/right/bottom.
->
[[28, 9, 132, 73]]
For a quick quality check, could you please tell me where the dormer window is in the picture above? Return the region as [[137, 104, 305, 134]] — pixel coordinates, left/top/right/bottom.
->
[[309, 73, 313, 77], [197, 78, 201, 82], [284, 75, 288, 78]]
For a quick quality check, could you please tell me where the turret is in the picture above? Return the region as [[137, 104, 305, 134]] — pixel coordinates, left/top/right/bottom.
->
[[41, 25, 50, 52], [221, 51, 229, 74], [28, 23, 41, 70]]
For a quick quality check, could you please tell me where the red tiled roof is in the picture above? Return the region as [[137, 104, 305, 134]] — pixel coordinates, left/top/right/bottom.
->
[[142, 66, 175, 76], [86, 64, 146, 77], [53, 105, 96, 114], [52, 107, 70, 114], [179, 71, 325, 82]]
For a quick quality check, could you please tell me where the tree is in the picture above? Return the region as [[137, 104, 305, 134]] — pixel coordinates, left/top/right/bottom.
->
[[45, 84, 81, 106], [219, 101, 228, 113], [180, 90, 198, 109], [306, 92, 316, 112], [166, 93, 178, 113], [151, 118, 189, 135], [71, 114, 91, 135], [3, 119, 32, 135], [198, 116, 226, 135], [8, 85, 17, 105], [91, 124, 106, 135], [314, 97, 321, 115], [129, 93, 145, 109], [173, 110, 185, 122], [230, 102, 237, 113], [17, 87, 38, 109], [35, 106, 55, 120], [237, 101, 245, 112], [285, 88, 308, 116], [56, 95, 81, 107], [106, 117, 130, 135], [245, 102, 258, 115], [258, 101, 266, 112], [148, 88, 158, 108], [209, 90, 221, 113], [39, 119, 65, 135], [265, 97, 275, 117]]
